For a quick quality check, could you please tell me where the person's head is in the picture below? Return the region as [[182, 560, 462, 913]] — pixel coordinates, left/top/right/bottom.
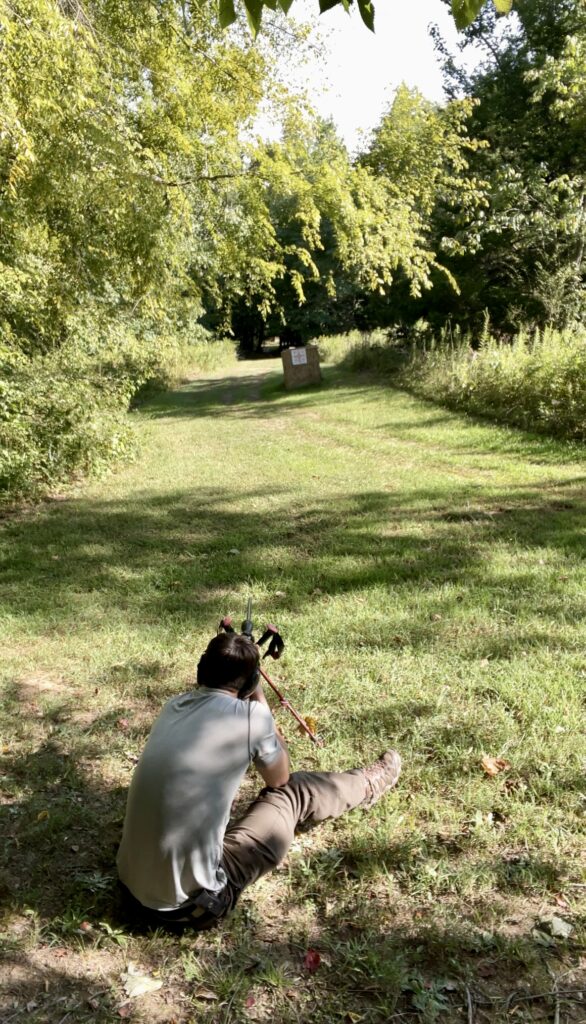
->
[[197, 633, 260, 699]]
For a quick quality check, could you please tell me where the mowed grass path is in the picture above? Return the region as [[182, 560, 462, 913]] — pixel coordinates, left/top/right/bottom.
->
[[1, 359, 585, 1023]]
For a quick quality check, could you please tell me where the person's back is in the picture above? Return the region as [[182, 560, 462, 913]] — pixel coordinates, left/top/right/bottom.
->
[[117, 687, 281, 909], [117, 631, 401, 931]]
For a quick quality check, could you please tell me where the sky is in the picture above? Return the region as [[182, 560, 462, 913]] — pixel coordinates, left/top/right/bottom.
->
[[284, 0, 480, 152]]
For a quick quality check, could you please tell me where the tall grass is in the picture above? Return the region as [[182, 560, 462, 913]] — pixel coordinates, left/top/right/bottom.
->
[[315, 328, 399, 370], [317, 325, 586, 441], [401, 325, 586, 440]]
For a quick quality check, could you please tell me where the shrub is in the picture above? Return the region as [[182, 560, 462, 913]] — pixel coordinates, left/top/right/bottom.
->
[[399, 325, 586, 440], [0, 317, 237, 505]]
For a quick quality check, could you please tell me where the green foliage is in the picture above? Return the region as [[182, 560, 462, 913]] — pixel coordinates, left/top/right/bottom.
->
[[319, 322, 586, 442], [0, 341, 136, 501], [0, 0, 272, 499], [400, 325, 586, 440], [363, 86, 487, 271], [230, 100, 485, 350], [314, 328, 396, 368], [1, 0, 581, 500], [419, 0, 586, 334], [222, 0, 511, 35], [0, 318, 237, 504]]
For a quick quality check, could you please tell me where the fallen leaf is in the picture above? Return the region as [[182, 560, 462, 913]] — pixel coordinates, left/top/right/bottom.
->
[[117, 1003, 132, 1018], [430, 613, 442, 622], [538, 915, 573, 939], [303, 949, 321, 972], [193, 986, 219, 1001], [275, 590, 287, 598], [481, 755, 510, 777], [70, 845, 79, 853], [228, 548, 240, 556], [121, 965, 163, 1000], [36, 810, 49, 821], [298, 714, 318, 737], [117, 718, 130, 732]]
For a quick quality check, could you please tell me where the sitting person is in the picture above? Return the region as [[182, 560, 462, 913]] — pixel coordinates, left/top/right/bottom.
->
[[117, 632, 401, 930]]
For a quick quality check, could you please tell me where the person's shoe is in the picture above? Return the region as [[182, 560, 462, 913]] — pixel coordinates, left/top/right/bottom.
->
[[361, 750, 402, 808]]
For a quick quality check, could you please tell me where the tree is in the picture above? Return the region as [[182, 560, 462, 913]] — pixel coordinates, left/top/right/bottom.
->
[[0, 0, 281, 354], [411, 0, 586, 331]]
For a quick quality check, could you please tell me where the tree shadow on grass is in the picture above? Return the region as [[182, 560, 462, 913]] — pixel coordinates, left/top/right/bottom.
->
[[2, 682, 583, 1022], [2, 374, 585, 1019], [2, 745, 583, 1024], [143, 364, 586, 469], [0, 481, 584, 644]]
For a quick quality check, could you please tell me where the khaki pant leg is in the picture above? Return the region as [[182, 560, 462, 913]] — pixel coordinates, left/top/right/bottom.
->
[[221, 768, 366, 891]]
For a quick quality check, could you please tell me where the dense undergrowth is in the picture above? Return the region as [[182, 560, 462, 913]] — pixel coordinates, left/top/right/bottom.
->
[[317, 325, 586, 441], [0, 322, 236, 505]]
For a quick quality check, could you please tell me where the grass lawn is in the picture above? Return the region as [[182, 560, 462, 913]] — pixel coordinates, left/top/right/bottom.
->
[[1, 357, 585, 1023]]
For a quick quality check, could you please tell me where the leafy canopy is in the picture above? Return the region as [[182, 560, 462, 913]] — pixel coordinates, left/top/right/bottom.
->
[[220, 0, 514, 35]]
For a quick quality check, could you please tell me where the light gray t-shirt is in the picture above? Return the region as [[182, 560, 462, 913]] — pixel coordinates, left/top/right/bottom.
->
[[116, 687, 281, 910]]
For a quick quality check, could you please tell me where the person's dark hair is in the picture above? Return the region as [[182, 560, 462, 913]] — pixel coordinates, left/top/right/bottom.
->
[[197, 633, 259, 694]]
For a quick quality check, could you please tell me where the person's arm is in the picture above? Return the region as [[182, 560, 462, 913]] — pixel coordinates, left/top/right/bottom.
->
[[249, 684, 290, 787]]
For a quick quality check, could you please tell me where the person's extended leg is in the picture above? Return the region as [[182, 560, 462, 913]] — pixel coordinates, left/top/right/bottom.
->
[[222, 752, 401, 892]]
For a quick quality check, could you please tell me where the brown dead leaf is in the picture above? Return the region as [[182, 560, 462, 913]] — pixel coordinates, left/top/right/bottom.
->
[[303, 949, 321, 972], [193, 986, 219, 1001], [481, 755, 510, 777]]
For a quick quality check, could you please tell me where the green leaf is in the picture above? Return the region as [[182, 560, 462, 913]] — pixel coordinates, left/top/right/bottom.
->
[[493, 0, 513, 13], [219, 0, 237, 28], [451, 0, 484, 30], [319, 0, 342, 12], [277, 0, 295, 12], [357, 0, 375, 31], [244, 0, 263, 35], [263, 0, 277, 8]]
